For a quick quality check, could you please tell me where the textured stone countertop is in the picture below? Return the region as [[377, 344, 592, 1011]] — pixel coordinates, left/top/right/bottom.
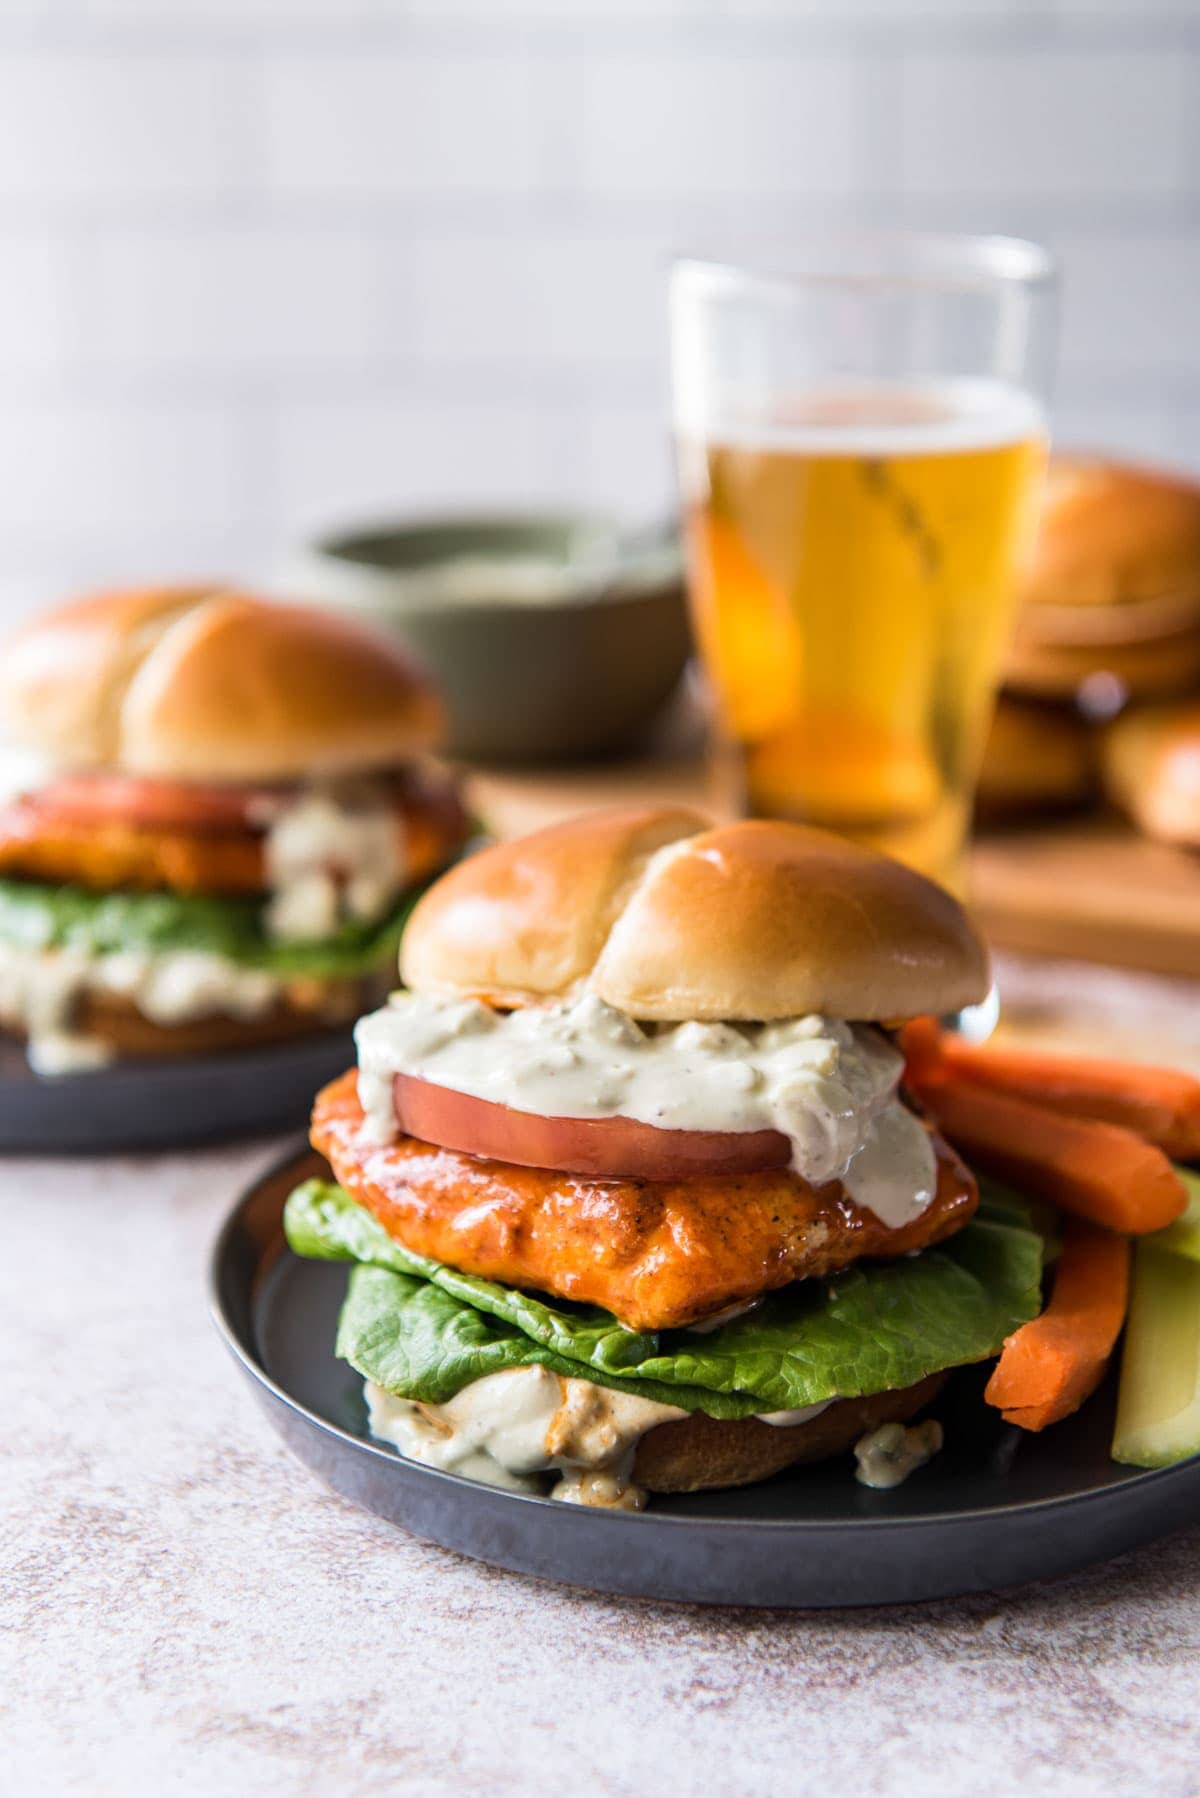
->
[[4, 962, 1200, 1796]]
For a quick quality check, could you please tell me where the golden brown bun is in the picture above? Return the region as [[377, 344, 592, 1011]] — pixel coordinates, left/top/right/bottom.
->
[[634, 1372, 947, 1494], [1022, 456, 1200, 617], [1004, 617, 1200, 702], [1100, 702, 1200, 848], [975, 694, 1096, 821], [401, 806, 989, 1021], [0, 586, 443, 779]]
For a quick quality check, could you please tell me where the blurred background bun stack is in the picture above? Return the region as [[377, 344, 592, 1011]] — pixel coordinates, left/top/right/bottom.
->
[[975, 692, 1096, 822], [1005, 456, 1200, 708], [978, 456, 1200, 835]]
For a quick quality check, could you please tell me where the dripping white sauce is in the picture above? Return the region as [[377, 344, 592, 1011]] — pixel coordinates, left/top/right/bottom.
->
[[757, 1402, 834, 1428], [364, 1369, 847, 1506], [0, 941, 289, 1074], [261, 783, 407, 942], [853, 1419, 944, 1489], [0, 745, 58, 807], [364, 1367, 685, 1510], [355, 991, 937, 1229]]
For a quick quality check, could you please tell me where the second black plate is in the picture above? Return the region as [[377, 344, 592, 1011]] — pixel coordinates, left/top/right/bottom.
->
[[0, 1030, 355, 1153], [211, 1147, 1200, 1608]]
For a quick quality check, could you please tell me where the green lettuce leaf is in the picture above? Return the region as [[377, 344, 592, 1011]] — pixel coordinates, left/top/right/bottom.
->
[[285, 1177, 661, 1371], [337, 1266, 718, 1412], [285, 1178, 1044, 1417], [0, 877, 428, 979]]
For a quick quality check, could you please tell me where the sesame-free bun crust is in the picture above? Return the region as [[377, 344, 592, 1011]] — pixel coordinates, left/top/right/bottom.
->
[[1101, 702, 1200, 848], [633, 1371, 947, 1494], [400, 806, 989, 1021], [1021, 456, 1200, 617], [0, 586, 442, 779]]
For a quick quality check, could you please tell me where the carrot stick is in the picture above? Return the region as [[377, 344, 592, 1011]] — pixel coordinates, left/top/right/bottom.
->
[[897, 1015, 943, 1081], [920, 1035, 1200, 1161], [908, 1070, 1188, 1234], [985, 1219, 1130, 1431]]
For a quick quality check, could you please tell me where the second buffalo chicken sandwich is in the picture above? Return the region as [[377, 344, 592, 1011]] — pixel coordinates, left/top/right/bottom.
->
[[0, 586, 468, 1071], [285, 807, 1043, 1508]]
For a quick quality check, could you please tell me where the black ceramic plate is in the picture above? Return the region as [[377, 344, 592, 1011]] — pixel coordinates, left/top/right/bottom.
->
[[212, 1147, 1200, 1608], [0, 1031, 356, 1154]]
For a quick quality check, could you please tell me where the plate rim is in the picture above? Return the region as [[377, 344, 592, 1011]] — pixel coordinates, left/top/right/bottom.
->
[[0, 1027, 359, 1153], [209, 1142, 1200, 1536], [0, 1022, 354, 1088]]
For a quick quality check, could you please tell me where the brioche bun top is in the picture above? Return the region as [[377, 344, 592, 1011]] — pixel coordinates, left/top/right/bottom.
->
[[0, 585, 442, 780], [1021, 456, 1200, 619], [400, 805, 990, 1021]]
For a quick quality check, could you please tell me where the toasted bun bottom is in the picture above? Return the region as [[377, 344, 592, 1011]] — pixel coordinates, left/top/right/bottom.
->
[[633, 1370, 948, 1494], [975, 695, 1095, 820], [5, 977, 385, 1061]]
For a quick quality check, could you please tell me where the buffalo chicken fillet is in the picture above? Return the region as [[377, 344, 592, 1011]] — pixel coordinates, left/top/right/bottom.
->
[[284, 807, 1044, 1508], [0, 586, 468, 1070]]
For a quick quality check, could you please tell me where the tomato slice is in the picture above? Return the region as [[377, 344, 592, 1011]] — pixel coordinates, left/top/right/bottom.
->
[[392, 1072, 791, 1182], [26, 773, 294, 834]]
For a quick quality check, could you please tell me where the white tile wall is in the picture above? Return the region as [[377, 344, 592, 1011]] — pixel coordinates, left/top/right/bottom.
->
[[0, 400, 251, 535], [899, 51, 1190, 199], [1056, 234, 1200, 377], [0, 55, 249, 201], [83, 227, 395, 368], [0, 235, 72, 372], [577, 401, 676, 516], [272, 393, 573, 533], [407, 234, 666, 368], [0, 0, 1195, 627], [263, 54, 546, 197], [578, 55, 863, 196]]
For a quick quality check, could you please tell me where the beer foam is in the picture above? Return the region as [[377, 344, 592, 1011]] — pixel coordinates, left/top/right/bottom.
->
[[674, 377, 1045, 456]]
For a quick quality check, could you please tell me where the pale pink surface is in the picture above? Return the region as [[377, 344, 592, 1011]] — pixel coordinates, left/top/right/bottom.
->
[[2, 1129, 1198, 1797]]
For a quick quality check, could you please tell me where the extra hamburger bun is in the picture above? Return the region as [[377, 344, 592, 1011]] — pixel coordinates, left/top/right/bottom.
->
[[0, 586, 442, 780], [634, 1371, 947, 1494], [975, 693, 1096, 821], [1021, 455, 1200, 620], [1007, 456, 1200, 701], [1100, 702, 1200, 848], [400, 805, 989, 1022]]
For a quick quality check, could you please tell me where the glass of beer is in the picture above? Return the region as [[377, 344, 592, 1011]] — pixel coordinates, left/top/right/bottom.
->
[[670, 235, 1055, 894]]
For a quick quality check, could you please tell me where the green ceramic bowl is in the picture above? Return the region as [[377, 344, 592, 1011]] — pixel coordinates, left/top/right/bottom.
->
[[293, 513, 691, 764]]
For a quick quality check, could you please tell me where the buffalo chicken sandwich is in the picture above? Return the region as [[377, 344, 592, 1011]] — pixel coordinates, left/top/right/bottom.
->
[[0, 586, 468, 1072], [284, 807, 1043, 1508]]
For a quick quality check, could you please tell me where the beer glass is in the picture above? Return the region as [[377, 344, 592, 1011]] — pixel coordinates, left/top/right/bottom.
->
[[670, 235, 1055, 894]]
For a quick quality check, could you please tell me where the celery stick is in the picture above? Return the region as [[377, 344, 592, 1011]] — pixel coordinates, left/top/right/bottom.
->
[[1150, 1166, 1200, 1265], [1112, 1241, 1200, 1469]]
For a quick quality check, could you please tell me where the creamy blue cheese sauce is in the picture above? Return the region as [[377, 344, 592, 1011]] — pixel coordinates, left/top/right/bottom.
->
[[355, 992, 937, 1229]]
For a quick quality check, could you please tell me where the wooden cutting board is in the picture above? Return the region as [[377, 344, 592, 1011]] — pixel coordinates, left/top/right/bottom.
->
[[465, 725, 1200, 981]]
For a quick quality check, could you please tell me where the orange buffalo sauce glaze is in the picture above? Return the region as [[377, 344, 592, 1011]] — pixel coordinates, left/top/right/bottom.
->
[[0, 773, 465, 898], [311, 1070, 979, 1333]]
